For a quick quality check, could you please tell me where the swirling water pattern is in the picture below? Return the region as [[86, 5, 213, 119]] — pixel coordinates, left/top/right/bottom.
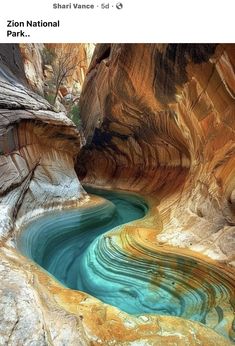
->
[[17, 187, 235, 342], [17, 188, 148, 289]]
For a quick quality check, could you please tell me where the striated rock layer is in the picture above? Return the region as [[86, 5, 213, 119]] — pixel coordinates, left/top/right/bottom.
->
[[0, 44, 91, 345], [1, 240, 233, 346], [0, 45, 87, 241], [77, 44, 235, 266], [17, 187, 235, 342], [0, 43, 234, 345], [19, 43, 45, 95]]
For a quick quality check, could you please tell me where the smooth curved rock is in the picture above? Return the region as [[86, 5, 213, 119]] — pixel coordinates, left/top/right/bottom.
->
[[77, 44, 235, 266], [16, 187, 235, 343], [0, 43, 234, 346], [0, 45, 87, 240], [0, 44, 90, 345], [1, 248, 231, 346]]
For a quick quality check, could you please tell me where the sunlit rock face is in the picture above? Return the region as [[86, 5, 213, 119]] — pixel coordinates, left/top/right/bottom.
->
[[20, 43, 45, 95], [0, 44, 89, 345], [77, 44, 235, 265], [46, 44, 94, 83], [19, 43, 95, 98], [0, 44, 86, 239], [45, 43, 95, 93]]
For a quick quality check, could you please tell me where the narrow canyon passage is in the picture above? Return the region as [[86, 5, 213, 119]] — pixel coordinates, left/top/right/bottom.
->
[[0, 43, 235, 346]]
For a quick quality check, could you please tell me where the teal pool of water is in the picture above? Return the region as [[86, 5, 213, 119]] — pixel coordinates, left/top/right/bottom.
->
[[16, 186, 235, 342], [17, 187, 148, 297]]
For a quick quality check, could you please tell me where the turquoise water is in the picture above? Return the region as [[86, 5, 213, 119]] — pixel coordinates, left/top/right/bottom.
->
[[17, 187, 148, 295], [16, 187, 235, 341]]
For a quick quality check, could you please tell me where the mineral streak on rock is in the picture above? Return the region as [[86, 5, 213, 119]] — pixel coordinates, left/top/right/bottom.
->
[[77, 44, 235, 266]]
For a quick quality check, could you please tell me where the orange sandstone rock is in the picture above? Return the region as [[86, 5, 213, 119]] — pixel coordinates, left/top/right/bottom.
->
[[77, 44, 235, 266]]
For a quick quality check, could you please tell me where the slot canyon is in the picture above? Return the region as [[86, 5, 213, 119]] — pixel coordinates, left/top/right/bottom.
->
[[0, 43, 234, 345]]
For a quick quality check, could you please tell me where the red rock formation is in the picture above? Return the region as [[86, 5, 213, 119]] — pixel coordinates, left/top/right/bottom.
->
[[0, 43, 91, 345], [0, 44, 86, 238], [77, 44, 235, 265], [0, 44, 234, 346]]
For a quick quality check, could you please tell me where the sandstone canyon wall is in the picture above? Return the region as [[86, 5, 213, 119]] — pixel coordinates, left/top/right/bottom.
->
[[45, 43, 95, 86], [0, 45, 90, 345], [0, 44, 234, 346], [77, 44, 235, 266], [19, 43, 95, 98], [0, 44, 87, 240]]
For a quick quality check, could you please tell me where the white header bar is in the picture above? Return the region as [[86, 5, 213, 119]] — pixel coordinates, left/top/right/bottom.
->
[[0, 0, 234, 43]]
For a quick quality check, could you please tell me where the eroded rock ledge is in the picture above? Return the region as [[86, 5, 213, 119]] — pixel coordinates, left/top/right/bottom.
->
[[0, 44, 90, 345], [0, 45, 87, 240], [77, 44, 235, 266]]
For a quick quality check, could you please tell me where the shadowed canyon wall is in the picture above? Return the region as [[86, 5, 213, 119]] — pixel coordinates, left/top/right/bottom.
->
[[77, 44, 235, 265]]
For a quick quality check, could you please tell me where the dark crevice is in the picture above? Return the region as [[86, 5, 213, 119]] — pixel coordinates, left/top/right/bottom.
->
[[86, 44, 112, 75], [86, 127, 129, 150], [153, 44, 218, 104], [0, 104, 27, 110], [12, 162, 40, 222], [95, 44, 111, 64]]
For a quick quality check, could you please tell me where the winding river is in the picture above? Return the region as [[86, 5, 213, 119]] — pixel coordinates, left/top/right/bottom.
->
[[16, 186, 235, 342]]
